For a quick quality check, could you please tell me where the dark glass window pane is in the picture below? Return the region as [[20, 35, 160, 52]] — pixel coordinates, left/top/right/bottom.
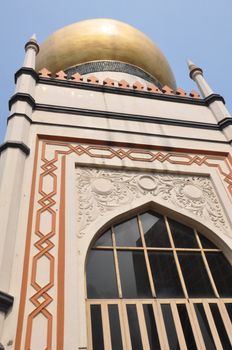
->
[[177, 304, 197, 350], [206, 253, 232, 297], [108, 305, 123, 350], [94, 229, 112, 246], [143, 304, 161, 350], [87, 250, 118, 298], [209, 303, 231, 350], [168, 219, 198, 248], [194, 303, 216, 350], [178, 252, 215, 297], [225, 304, 232, 322], [118, 251, 152, 298], [90, 305, 104, 350], [161, 304, 180, 350], [114, 217, 142, 247], [126, 304, 143, 350], [199, 234, 217, 249], [140, 212, 171, 247], [148, 252, 184, 298]]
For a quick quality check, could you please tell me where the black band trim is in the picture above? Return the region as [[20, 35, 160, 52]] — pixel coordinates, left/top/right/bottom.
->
[[189, 67, 203, 80], [9, 93, 35, 111], [36, 103, 220, 130], [15, 67, 38, 83], [0, 141, 30, 156], [0, 290, 14, 314], [7, 113, 32, 124], [29, 119, 230, 144], [218, 117, 232, 130], [205, 93, 225, 106], [24, 41, 40, 53], [38, 77, 206, 106]]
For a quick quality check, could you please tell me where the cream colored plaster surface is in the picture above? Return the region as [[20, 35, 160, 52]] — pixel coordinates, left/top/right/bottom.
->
[[15, 74, 36, 94], [5, 116, 31, 143], [30, 123, 232, 154], [31, 110, 227, 142], [35, 83, 217, 123], [0, 135, 38, 347], [1, 133, 231, 349]]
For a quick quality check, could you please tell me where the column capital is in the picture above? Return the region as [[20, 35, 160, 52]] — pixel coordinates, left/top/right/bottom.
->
[[24, 34, 39, 54], [187, 60, 203, 80]]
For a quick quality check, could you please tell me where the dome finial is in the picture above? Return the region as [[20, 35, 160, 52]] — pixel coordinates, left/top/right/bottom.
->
[[30, 33, 37, 41], [25, 33, 39, 54]]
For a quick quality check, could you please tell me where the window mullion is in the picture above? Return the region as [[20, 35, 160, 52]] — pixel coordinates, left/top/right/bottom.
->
[[111, 226, 123, 298], [218, 300, 232, 346], [195, 230, 220, 298], [170, 301, 188, 350], [165, 216, 189, 299], [203, 301, 224, 350], [137, 215, 156, 298]]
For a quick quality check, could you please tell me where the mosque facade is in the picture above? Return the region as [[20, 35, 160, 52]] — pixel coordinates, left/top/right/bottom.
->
[[0, 18, 232, 350]]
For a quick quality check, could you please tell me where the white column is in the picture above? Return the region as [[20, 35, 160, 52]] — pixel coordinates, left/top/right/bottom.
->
[[188, 60, 232, 142], [0, 35, 39, 339]]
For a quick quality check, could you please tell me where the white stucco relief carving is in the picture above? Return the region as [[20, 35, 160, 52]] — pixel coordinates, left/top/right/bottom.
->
[[76, 167, 230, 237]]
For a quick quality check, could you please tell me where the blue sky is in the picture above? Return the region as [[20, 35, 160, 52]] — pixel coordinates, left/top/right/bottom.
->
[[0, 0, 231, 142]]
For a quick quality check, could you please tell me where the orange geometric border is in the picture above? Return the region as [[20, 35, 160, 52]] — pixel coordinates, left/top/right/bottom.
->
[[15, 136, 232, 350]]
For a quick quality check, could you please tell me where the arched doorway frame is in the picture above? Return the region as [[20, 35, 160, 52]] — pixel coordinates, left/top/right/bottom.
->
[[75, 198, 232, 349], [14, 138, 232, 350]]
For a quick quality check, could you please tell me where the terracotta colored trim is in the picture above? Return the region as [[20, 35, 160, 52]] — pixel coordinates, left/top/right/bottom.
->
[[15, 136, 232, 349], [15, 137, 39, 350], [57, 156, 66, 350], [37, 134, 230, 157], [24, 140, 57, 349]]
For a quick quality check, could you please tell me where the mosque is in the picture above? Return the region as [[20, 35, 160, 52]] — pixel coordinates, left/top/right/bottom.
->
[[0, 18, 232, 350]]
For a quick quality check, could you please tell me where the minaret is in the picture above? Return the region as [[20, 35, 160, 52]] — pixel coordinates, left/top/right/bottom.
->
[[0, 35, 39, 338], [188, 60, 232, 143]]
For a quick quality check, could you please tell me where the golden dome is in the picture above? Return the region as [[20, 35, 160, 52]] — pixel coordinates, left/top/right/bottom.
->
[[36, 18, 176, 88]]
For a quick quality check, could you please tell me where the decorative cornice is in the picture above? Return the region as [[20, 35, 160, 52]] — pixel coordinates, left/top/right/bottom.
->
[[24, 38, 39, 54], [15, 67, 39, 83], [35, 103, 220, 130], [38, 79, 206, 106], [189, 66, 203, 80], [0, 141, 30, 156], [0, 290, 14, 314], [218, 117, 232, 130], [9, 93, 35, 111], [7, 112, 32, 124], [205, 93, 225, 106]]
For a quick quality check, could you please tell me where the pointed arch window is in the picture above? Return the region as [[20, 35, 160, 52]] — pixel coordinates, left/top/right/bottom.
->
[[86, 211, 232, 350]]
